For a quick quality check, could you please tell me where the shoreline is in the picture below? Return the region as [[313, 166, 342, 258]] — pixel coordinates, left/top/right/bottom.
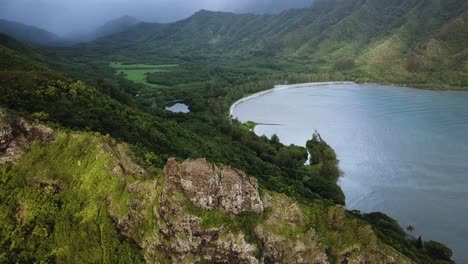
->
[[229, 81, 356, 118]]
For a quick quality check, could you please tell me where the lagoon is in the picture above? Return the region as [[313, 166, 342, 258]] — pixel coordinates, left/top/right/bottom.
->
[[165, 103, 190, 113], [232, 83, 468, 262]]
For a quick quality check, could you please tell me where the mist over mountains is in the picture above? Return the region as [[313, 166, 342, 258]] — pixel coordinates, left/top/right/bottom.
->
[[0, 0, 313, 36]]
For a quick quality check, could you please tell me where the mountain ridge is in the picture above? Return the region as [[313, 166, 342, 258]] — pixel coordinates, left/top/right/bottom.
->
[[82, 0, 468, 89], [0, 19, 65, 46]]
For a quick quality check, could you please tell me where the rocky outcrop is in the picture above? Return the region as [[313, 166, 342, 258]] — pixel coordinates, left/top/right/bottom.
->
[[110, 143, 146, 177], [146, 158, 261, 263], [0, 110, 54, 164], [256, 193, 329, 264], [164, 158, 263, 215], [154, 190, 259, 264], [108, 158, 410, 264]]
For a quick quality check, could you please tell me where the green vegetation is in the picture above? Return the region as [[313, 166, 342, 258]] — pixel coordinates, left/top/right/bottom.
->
[[242, 121, 257, 131], [425, 241, 453, 261], [110, 62, 177, 88], [353, 211, 454, 263], [0, 132, 144, 263]]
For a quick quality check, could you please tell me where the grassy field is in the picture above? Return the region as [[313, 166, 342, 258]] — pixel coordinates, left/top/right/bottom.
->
[[110, 62, 178, 88]]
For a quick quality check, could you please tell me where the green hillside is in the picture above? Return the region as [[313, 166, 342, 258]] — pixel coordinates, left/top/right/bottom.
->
[[71, 0, 468, 90]]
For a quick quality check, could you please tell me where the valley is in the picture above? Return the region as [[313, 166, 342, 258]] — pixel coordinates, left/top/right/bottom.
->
[[110, 62, 178, 88]]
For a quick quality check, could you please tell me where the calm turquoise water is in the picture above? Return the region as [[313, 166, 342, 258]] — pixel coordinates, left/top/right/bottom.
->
[[232, 83, 468, 262]]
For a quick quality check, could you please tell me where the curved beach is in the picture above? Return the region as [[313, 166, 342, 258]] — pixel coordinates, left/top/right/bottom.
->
[[229, 81, 355, 117]]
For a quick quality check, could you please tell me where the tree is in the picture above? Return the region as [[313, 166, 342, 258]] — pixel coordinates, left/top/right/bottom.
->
[[320, 160, 340, 181], [270, 134, 281, 149], [306, 133, 322, 165], [416, 236, 424, 249]]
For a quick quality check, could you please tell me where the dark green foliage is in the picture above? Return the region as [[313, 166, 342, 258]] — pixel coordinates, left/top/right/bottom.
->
[[362, 213, 454, 264], [306, 132, 341, 182], [302, 176, 345, 205], [0, 44, 48, 72], [425, 241, 453, 261], [417, 236, 424, 249]]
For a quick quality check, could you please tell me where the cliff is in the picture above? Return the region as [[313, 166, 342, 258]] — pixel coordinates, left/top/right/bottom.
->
[[0, 111, 448, 263], [110, 157, 411, 263]]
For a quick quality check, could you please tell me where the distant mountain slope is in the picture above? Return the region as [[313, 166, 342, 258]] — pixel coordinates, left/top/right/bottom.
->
[[87, 0, 468, 89], [230, 0, 313, 14], [68, 15, 141, 42], [0, 19, 64, 46], [93, 15, 140, 39]]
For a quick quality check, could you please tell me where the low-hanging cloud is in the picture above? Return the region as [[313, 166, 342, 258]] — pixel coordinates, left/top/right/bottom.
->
[[0, 0, 312, 36]]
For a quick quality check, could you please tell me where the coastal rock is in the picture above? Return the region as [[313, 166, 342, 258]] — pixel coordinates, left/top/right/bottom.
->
[[0, 110, 54, 164], [164, 158, 263, 215]]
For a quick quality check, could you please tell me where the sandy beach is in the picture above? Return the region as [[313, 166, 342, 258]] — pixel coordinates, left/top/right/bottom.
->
[[229, 81, 356, 118]]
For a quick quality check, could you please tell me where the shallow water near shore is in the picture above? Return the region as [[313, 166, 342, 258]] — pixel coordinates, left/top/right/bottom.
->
[[232, 83, 468, 262]]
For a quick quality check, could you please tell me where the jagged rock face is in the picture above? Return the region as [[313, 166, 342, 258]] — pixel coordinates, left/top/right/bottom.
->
[[151, 158, 260, 263], [257, 193, 329, 264], [0, 121, 13, 150], [0, 110, 54, 164], [155, 191, 259, 264], [110, 158, 407, 264], [164, 158, 263, 215]]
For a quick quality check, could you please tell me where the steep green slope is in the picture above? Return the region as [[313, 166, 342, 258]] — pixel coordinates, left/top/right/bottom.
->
[[0, 131, 145, 263]]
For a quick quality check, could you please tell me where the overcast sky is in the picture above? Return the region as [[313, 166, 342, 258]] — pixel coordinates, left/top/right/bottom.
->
[[0, 0, 312, 35]]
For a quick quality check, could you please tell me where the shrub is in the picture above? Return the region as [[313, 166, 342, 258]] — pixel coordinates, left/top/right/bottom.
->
[[425, 241, 453, 261]]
